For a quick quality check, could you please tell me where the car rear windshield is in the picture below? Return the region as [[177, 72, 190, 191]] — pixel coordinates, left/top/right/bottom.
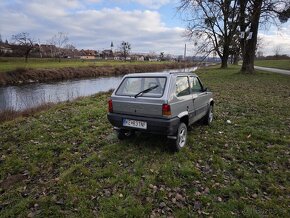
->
[[115, 77, 167, 98]]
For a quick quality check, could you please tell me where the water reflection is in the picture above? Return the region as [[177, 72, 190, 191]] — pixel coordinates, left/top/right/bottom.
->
[[0, 77, 122, 111]]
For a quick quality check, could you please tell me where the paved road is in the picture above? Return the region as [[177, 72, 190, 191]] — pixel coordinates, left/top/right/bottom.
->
[[254, 66, 290, 76]]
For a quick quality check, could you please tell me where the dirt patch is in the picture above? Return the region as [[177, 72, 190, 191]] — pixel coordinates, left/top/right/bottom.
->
[[0, 173, 29, 190], [0, 62, 195, 86]]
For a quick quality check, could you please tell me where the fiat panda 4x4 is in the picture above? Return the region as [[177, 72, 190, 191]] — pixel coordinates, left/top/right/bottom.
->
[[107, 72, 214, 151]]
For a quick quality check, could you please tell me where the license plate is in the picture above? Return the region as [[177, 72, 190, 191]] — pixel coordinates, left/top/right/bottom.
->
[[123, 119, 147, 129]]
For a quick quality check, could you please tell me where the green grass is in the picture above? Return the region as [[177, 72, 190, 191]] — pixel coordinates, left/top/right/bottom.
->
[[0, 57, 170, 73], [0, 66, 290, 217], [255, 59, 290, 70]]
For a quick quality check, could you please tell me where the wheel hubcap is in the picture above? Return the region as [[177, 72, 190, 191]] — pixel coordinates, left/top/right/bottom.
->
[[179, 128, 186, 148], [209, 107, 213, 123]]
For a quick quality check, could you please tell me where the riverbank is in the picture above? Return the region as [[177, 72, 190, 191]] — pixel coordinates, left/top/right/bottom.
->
[[0, 62, 194, 86], [0, 102, 56, 123], [1, 66, 289, 217]]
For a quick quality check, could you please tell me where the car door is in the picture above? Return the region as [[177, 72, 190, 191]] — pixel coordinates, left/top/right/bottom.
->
[[170, 76, 195, 121], [189, 76, 208, 122]]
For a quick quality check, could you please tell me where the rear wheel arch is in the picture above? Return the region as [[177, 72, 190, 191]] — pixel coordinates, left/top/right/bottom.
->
[[209, 99, 214, 107], [179, 115, 189, 127]]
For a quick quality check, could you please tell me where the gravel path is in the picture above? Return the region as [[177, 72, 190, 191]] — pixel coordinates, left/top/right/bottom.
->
[[254, 66, 290, 76]]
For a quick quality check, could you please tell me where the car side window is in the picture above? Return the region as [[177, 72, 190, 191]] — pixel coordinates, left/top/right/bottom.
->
[[176, 76, 190, 97], [190, 76, 202, 93]]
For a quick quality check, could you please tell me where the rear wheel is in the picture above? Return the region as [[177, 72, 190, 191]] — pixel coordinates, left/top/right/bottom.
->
[[174, 122, 187, 151], [203, 104, 213, 125]]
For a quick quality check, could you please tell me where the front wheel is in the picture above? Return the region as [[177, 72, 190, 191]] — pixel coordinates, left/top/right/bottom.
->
[[203, 105, 214, 125], [174, 122, 187, 151]]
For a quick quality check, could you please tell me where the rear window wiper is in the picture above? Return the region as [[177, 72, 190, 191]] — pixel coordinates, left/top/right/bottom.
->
[[134, 85, 159, 98]]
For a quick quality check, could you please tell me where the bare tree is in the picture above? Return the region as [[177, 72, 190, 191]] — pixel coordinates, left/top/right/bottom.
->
[[273, 45, 282, 57], [46, 37, 56, 58], [37, 39, 43, 58], [12, 32, 35, 62], [179, 0, 240, 68], [64, 44, 76, 58], [239, 0, 290, 73], [229, 33, 241, 65], [120, 41, 131, 60], [160, 52, 165, 61], [49, 32, 69, 62], [55, 32, 69, 62]]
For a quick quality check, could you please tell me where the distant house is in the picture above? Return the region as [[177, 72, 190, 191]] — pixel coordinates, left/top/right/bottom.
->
[[131, 55, 144, 61], [102, 49, 114, 60], [0, 43, 13, 54], [38, 44, 57, 58], [145, 56, 158, 62], [80, 49, 98, 59], [113, 51, 123, 60]]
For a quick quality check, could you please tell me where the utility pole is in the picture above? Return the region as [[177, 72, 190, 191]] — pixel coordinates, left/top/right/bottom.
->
[[184, 43, 187, 61]]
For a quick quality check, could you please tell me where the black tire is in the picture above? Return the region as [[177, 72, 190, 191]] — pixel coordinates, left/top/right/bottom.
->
[[117, 129, 135, 140], [174, 122, 187, 151], [203, 104, 214, 125]]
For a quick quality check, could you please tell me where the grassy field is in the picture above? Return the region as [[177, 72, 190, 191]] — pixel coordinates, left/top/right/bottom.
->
[[0, 57, 170, 73], [0, 66, 289, 217], [255, 59, 290, 70]]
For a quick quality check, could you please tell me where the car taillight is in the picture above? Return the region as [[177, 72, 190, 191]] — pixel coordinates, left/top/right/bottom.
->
[[162, 104, 171, 116], [108, 99, 113, 113]]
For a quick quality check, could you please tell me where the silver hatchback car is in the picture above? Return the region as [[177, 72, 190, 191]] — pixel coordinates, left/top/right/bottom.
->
[[107, 71, 214, 151]]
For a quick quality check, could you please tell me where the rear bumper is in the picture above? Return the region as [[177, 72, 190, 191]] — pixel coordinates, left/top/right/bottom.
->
[[107, 113, 180, 136]]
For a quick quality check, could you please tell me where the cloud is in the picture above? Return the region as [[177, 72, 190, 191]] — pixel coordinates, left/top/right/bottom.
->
[[258, 23, 290, 55], [0, 1, 189, 55], [110, 0, 172, 9], [86, 0, 102, 3], [130, 0, 172, 9]]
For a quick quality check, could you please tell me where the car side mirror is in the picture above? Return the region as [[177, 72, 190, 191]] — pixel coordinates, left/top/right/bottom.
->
[[203, 87, 208, 92]]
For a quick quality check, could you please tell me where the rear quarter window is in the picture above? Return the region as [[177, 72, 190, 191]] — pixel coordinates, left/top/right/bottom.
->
[[176, 76, 190, 97], [115, 77, 167, 98]]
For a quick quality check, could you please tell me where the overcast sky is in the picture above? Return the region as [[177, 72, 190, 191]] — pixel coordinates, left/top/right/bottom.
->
[[0, 0, 290, 56]]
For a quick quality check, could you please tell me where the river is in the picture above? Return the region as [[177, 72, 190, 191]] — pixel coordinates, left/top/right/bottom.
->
[[0, 67, 197, 112]]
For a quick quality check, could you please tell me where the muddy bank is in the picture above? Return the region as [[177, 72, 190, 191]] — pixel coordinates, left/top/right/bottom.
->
[[0, 62, 194, 86]]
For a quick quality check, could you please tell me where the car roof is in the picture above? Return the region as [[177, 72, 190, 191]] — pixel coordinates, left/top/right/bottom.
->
[[124, 71, 198, 77]]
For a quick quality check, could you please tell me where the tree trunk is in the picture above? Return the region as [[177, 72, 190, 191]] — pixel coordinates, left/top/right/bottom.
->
[[240, 0, 263, 73], [233, 54, 239, 65], [221, 46, 229, 68], [25, 50, 30, 63], [241, 50, 255, 73]]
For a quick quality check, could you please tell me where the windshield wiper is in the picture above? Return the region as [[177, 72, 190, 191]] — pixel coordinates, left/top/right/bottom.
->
[[134, 85, 159, 98]]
